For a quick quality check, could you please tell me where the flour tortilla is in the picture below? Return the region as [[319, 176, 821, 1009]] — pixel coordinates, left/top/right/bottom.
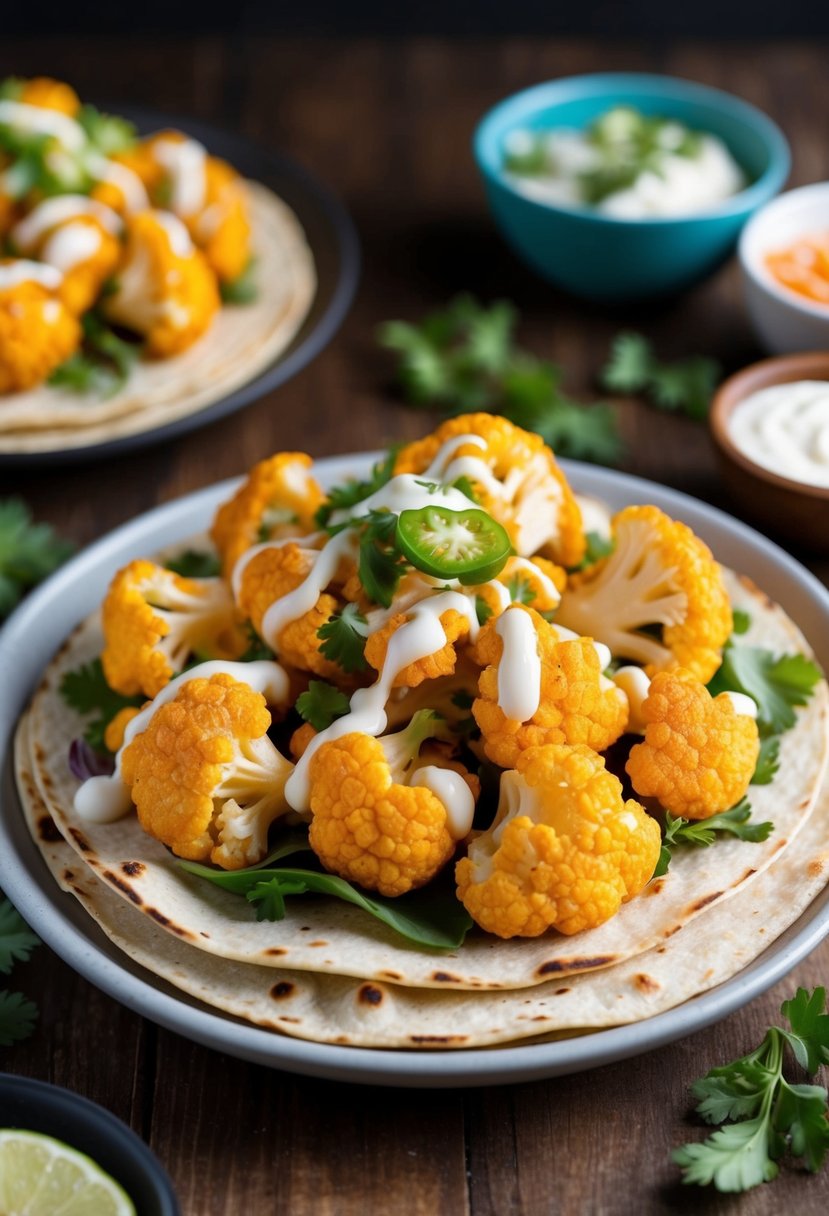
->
[[16, 716, 829, 1049], [0, 182, 316, 452], [19, 570, 829, 991]]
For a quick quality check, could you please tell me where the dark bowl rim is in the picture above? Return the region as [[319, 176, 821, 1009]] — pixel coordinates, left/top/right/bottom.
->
[[473, 70, 791, 227], [709, 351, 829, 500]]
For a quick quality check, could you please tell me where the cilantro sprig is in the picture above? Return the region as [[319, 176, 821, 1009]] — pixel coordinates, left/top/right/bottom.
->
[[655, 801, 773, 877], [602, 332, 720, 421], [296, 680, 351, 731], [379, 296, 621, 464], [674, 987, 829, 1191], [164, 549, 222, 579], [219, 257, 259, 305], [59, 658, 144, 753], [708, 643, 822, 737], [0, 499, 73, 621], [49, 312, 141, 399], [317, 603, 370, 672], [315, 450, 397, 529], [0, 896, 40, 1047]]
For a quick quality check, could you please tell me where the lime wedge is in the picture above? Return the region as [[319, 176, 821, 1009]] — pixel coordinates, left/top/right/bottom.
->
[[0, 1130, 136, 1216]]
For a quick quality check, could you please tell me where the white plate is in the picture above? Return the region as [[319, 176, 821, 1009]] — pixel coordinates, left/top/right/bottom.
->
[[1, 456, 828, 1088]]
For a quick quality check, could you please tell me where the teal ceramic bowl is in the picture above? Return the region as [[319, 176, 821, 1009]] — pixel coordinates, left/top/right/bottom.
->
[[473, 73, 790, 302]]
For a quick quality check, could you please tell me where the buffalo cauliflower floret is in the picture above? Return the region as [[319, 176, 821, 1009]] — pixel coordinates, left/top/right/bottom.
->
[[0, 265, 80, 392], [308, 710, 474, 897], [121, 673, 295, 869], [472, 606, 627, 769], [189, 155, 251, 284], [102, 209, 219, 356], [13, 77, 81, 116], [394, 413, 585, 568], [211, 452, 324, 577], [101, 559, 246, 698], [12, 197, 123, 315], [474, 555, 565, 619], [556, 504, 732, 683], [364, 607, 471, 689], [626, 670, 760, 820], [456, 744, 661, 938], [104, 705, 143, 754]]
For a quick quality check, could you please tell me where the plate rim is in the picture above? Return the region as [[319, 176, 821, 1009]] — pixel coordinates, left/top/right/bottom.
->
[[1, 454, 828, 1088], [0, 106, 361, 469]]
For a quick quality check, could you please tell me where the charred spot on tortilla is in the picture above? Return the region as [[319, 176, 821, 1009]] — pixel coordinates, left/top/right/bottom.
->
[[378, 970, 403, 980], [68, 827, 92, 853], [688, 891, 724, 914], [263, 947, 288, 957], [102, 869, 143, 906], [808, 859, 825, 878], [358, 984, 384, 1007], [270, 981, 295, 1000], [633, 973, 660, 994], [646, 879, 666, 896], [62, 868, 75, 883], [663, 924, 682, 938], [309, 940, 328, 948], [431, 971, 460, 983], [278, 1017, 301, 1024], [409, 1035, 468, 1045], [146, 906, 191, 937], [536, 955, 617, 977], [37, 814, 63, 843], [555, 987, 571, 995], [121, 861, 145, 878]]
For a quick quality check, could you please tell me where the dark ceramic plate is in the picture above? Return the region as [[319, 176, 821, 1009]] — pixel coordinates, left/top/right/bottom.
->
[[0, 106, 360, 469]]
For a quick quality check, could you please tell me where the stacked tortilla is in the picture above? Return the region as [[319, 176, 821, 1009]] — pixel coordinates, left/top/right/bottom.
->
[[13, 569, 829, 1051]]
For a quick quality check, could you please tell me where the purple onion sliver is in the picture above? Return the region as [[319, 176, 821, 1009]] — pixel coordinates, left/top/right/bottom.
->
[[68, 737, 115, 781]]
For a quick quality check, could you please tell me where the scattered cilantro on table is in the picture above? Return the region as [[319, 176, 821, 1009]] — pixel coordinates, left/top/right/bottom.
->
[[654, 800, 773, 877], [0, 499, 74, 621], [59, 657, 144, 753], [378, 296, 622, 464], [0, 896, 40, 1047], [601, 332, 720, 420], [674, 987, 829, 1191]]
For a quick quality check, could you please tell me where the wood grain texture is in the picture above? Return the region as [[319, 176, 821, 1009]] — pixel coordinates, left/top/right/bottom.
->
[[2, 33, 828, 1215]]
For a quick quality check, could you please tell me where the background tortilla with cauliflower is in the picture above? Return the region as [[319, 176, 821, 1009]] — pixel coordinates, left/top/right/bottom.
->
[[0, 182, 315, 453], [16, 569, 829, 1000]]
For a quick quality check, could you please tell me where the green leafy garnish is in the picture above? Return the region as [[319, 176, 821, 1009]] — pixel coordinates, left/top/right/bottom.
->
[[602, 332, 720, 421], [59, 658, 144, 753], [178, 859, 472, 950], [0, 895, 40, 1047], [0, 499, 73, 621], [654, 801, 773, 877], [219, 258, 258, 305], [673, 987, 829, 1191], [317, 603, 370, 672], [0, 990, 39, 1047], [354, 510, 407, 608], [239, 626, 276, 663], [475, 595, 493, 626], [77, 104, 136, 155], [708, 644, 822, 737], [379, 296, 622, 464], [732, 609, 752, 636], [164, 549, 222, 578], [752, 736, 781, 786], [506, 573, 536, 605], [297, 680, 351, 731], [315, 450, 398, 529], [570, 530, 615, 573], [49, 312, 141, 399]]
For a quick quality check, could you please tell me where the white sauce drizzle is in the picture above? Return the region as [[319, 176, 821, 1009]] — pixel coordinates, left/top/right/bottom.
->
[[411, 765, 475, 839], [0, 100, 85, 151], [230, 533, 327, 602], [612, 665, 651, 733], [727, 381, 829, 489], [41, 221, 102, 272], [73, 660, 290, 824], [723, 690, 758, 720], [261, 530, 358, 650], [494, 607, 542, 721], [151, 210, 194, 257], [507, 557, 561, 608], [12, 196, 121, 251], [0, 260, 62, 290], [88, 155, 150, 213], [153, 137, 207, 217]]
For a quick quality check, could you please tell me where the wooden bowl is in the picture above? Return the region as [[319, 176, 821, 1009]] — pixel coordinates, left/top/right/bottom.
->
[[709, 352, 829, 554]]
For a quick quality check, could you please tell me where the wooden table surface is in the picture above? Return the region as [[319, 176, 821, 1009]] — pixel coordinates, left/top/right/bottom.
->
[[2, 33, 829, 1215]]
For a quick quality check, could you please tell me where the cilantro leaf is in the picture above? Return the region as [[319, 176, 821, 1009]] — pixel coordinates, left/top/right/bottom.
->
[[601, 332, 652, 392], [315, 450, 398, 528], [601, 331, 720, 421], [751, 736, 780, 786], [654, 801, 773, 876], [732, 609, 752, 636], [780, 986, 829, 1074], [475, 595, 493, 626], [164, 549, 222, 578], [674, 1116, 779, 1191], [0, 989, 38, 1047], [59, 658, 144, 753], [49, 312, 141, 399], [220, 258, 258, 305], [317, 603, 369, 672], [0, 898, 39, 975], [708, 644, 822, 736], [506, 573, 536, 605], [775, 1082, 829, 1172], [0, 499, 73, 620], [77, 104, 136, 154], [247, 876, 309, 920], [570, 530, 615, 573], [296, 680, 351, 731]]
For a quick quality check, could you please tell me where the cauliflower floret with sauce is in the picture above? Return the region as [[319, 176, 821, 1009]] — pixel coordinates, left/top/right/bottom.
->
[[626, 670, 760, 820], [211, 452, 324, 578], [11, 196, 123, 316], [394, 413, 585, 568], [101, 559, 246, 698], [474, 555, 565, 620], [308, 710, 478, 897], [472, 605, 628, 769], [0, 263, 80, 392], [364, 607, 471, 689], [556, 504, 732, 683], [121, 673, 296, 869], [102, 210, 220, 356], [7, 76, 81, 116], [456, 744, 661, 938]]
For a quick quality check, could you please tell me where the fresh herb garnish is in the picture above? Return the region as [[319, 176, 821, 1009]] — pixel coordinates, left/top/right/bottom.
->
[[296, 680, 351, 731], [164, 549, 222, 578], [239, 626, 277, 663], [76, 104, 136, 155], [379, 296, 621, 464], [0, 499, 73, 621], [602, 332, 720, 421], [506, 573, 536, 605], [219, 258, 258, 305], [732, 609, 752, 636], [654, 800, 773, 877], [708, 644, 822, 737], [317, 603, 370, 672], [475, 595, 493, 626], [752, 736, 781, 786], [49, 312, 140, 399], [59, 658, 144, 753], [673, 987, 829, 1191], [0, 895, 40, 1047], [355, 510, 407, 608], [315, 450, 398, 529]]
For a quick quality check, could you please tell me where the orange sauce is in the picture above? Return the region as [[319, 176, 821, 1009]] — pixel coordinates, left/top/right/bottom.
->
[[765, 232, 829, 306]]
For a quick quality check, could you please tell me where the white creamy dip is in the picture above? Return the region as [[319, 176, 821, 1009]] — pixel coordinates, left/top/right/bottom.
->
[[727, 380, 829, 489]]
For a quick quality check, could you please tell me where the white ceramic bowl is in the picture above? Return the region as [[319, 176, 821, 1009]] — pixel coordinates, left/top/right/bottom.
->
[[739, 182, 829, 354]]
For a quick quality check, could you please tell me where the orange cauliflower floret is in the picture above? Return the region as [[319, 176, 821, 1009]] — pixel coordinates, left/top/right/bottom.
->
[[121, 673, 295, 869], [104, 705, 143, 753], [472, 606, 627, 769], [308, 711, 471, 897], [189, 156, 251, 284], [626, 671, 760, 820], [102, 209, 219, 356], [12, 77, 80, 116], [456, 744, 661, 938], [394, 413, 585, 568], [365, 608, 471, 689], [11, 197, 123, 316], [556, 505, 732, 683], [211, 452, 324, 577], [101, 559, 246, 698], [235, 542, 344, 680], [475, 555, 565, 620], [0, 266, 80, 392]]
